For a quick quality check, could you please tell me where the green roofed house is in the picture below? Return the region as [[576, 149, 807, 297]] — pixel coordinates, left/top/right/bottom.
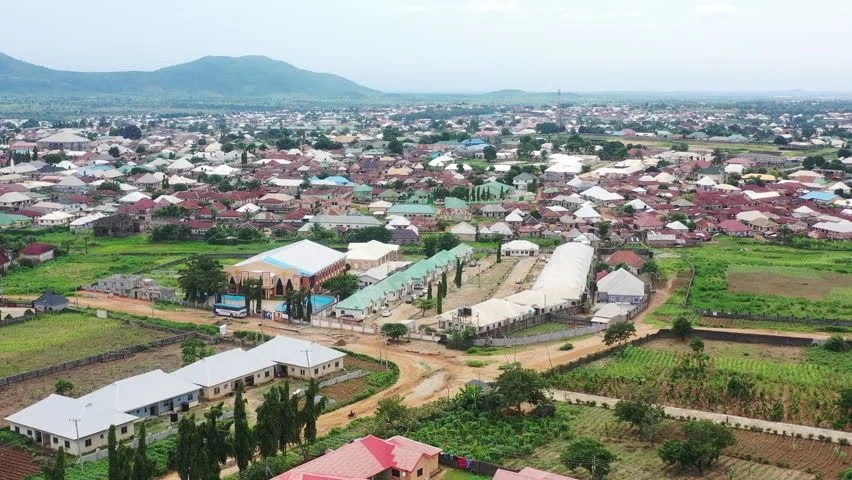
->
[[353, 184, 374, 203], [473, 181, 515, 201], [387, 203, 438, 219], [439, 197, 471, 221], [0, 212, 31, 228], [333, 244, 473, 320], [407, 189, 432, 204]]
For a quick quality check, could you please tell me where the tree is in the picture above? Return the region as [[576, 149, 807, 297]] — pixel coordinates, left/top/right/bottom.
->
[[773, 135, 788, 145], [243, 278, 263, 314], [120, 124, 143, 140], [108, 425, 133, 480], [562, 437, 615, 480], [131, 422, 153, 480], [640, 259, 660, 283], [415, 298, 436, 316], [436, 289, 443, 314], [174, 415, 199, 480], [346, 226, 391, 243], [494, 365, 548, 412], [496, 241, 502, 263], [387, 140, 403, 154], [454, 259, 463, 288], [726, 373, 755, 400], [671, 316, 693, 340], [595, 221, 611, 241], [322, 273, 359, 299], [54, 379, 74, 395], [375, 395, 413, 435], [426, 282, 433, 300], [255, 386, 282, 459], [298, 379, 327, 460], [603, 322, 636, 350], [824, 334, 849, 352], [178, 256, 227, 303], [441, 271, 448, 296], [233, 382, 254, 473], [658, 420, 735, 473], [483, 145, 497, 161], [108, 146, 121, 158], [44, 447, 66, 480], [181, 339, 214, 365], [381, 323, 408, 341], [671, 142, 689, 152], [614, 398, 665, 440]]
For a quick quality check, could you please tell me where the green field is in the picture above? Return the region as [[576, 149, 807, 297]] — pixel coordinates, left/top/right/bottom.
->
[[651, 238, 852, 322], [549, 338, 851, 427], [0, 231, 273, 294], [0, 312, 171, 377], [508, 322, 572, 338], [503, 405, 831, 480]]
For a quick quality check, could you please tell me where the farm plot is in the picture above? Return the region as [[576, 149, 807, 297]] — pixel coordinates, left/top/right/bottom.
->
[[651, 238, 852, 323], [0, 312, 172, 378], [502, 405, 833, 480], [548, 338, 852, 427]]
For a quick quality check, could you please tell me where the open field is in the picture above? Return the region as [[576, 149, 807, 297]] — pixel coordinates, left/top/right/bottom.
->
[[651, 238, 852, 323], [0, 341, 231, 424], [503, 405, 849, 480], [549, 338, 852, 428], [0, 230, 272, 294], [507, 322, 574, 338], [0, 312, 172, 377]]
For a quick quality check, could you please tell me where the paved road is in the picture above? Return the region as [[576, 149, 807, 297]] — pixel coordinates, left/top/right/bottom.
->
[[551, 390, 852, 444]]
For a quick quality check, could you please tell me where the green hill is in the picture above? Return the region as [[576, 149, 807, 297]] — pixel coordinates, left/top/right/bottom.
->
[[0, 53, 378, 98]]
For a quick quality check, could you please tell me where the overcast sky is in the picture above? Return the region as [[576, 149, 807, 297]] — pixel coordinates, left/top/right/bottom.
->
[[5, 0, 850, 93]]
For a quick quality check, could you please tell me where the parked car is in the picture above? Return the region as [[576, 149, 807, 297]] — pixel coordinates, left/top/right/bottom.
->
[[381, 310, 391, 317]]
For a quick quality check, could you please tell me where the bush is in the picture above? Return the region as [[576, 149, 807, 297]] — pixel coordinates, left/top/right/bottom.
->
[[559, 342, 574, 351], [824, 334, 850, 352]]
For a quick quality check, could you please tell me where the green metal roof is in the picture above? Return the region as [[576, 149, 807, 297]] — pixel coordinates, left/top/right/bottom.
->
[[335, 244, 473, 311], [387, 203, 437, 215], [443, 197, 469, 209]]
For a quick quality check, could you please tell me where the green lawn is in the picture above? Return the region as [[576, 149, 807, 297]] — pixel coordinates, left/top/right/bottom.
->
[[443, 470, 492, 480], [508, 322, 572, 338], [0, 312, 171, 377]]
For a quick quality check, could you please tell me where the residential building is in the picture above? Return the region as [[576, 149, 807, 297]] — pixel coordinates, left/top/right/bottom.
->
[[80, 370, 200, 418], [596, 268, 647, 305], [32, 291, 69, 312], [19, 242, 56, 264], [5, 395, 137, 455], [310, 214, 383, 230], [387, 203, 438, 219], [500, 240, 540, 257], [346, 240, 400, 271], [170, 349, 276, 400], [248, 336, 346, 379]]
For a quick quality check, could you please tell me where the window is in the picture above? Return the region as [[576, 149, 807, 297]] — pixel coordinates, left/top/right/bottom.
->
[[300, 369, 305, 376], [14, 426, 19, 433], [314, 368, 319, 375], [417, 468, 424, 477], [391, 469, 401, 478], [100, 434, 104, 439], [27, 430, 31, 435], [121, 426, 128, 434], [85, 439, 92, 447], [65, 441, 70, 448], [335, 361, 339, 367], [214, 387, 221, 394], [53, 437, 58, 444], [264, 371, 270, 378]]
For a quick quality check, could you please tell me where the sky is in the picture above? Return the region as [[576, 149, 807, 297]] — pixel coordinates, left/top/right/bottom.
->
[[4, 0, 851, 93]]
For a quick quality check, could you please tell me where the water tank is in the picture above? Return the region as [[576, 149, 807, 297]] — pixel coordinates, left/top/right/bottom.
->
[[218, 323, 228, 335]]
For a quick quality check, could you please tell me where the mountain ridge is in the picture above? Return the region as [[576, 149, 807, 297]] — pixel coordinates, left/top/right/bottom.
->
[[0, 53, 378, 98]]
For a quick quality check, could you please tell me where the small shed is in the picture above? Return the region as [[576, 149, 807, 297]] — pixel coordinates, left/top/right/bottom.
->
[[33, 291, 69, 312]]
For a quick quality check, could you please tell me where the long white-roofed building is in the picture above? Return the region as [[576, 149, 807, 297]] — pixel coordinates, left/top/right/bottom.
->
[[80, 369, 201, 418], [5, 394, 137, 455], [170, 349, 275, 400], [249, 336, 347, 379]]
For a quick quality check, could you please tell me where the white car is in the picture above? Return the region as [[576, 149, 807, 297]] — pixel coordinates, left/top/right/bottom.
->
[[381, 310, 391, 317]]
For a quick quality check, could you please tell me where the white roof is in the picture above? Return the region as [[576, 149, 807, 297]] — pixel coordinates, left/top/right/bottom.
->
[[232, 239, 345, 275], [69, 213, 106, 226], [598, 268, 646, 297], [236, 203, 261, 213], [167, 158, 195, 171], [118, 191, 150, 203], [154, 194, 183, 205], [665, 221, 689, 230], [574, 204, 601, 219], [501, 240, 540, 252], [269, 178, 303, 187], [438, 298, 533, 329], [346, 240, 400, 262], [39, 211, 73, 221], [743, 190, 780, 200], [489, 221, 514, 235], [532, 243, 594, 303], [81, 369, 200, 413], [171, 349, 275, 388], [6, 394, 136, 439], [169, 174, 197, 185], [813, 220, 852, 233], [696, 176, 717, 186], [248, 336, 346, 368], [581, 186, 624, 202], [450, 221, 477, 235], [0, 191, 32, 203], [38, 130, 90, 144]]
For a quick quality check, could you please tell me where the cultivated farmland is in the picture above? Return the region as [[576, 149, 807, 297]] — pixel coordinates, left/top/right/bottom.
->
[[549, 338, 852, 428], [503, 405, 849, 480], [0, 312, 172, 377]]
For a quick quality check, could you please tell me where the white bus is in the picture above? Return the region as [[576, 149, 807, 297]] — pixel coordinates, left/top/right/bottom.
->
[[213, 303, 248, 318]]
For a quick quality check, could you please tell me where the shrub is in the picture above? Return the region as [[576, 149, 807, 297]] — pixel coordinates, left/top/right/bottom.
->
[[559, 342, 574, 351]]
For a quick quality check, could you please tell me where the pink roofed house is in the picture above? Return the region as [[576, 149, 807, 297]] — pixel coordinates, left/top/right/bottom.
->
[[718, 219, 753, 237], [272, 435, 441, 480], [493, 467, 579, 480]]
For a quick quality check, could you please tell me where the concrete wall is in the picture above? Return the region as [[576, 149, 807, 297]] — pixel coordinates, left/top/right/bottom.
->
[[10, 420, 135, 456], [283, 358, 345, 379], [200, 366, 275, 400]]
